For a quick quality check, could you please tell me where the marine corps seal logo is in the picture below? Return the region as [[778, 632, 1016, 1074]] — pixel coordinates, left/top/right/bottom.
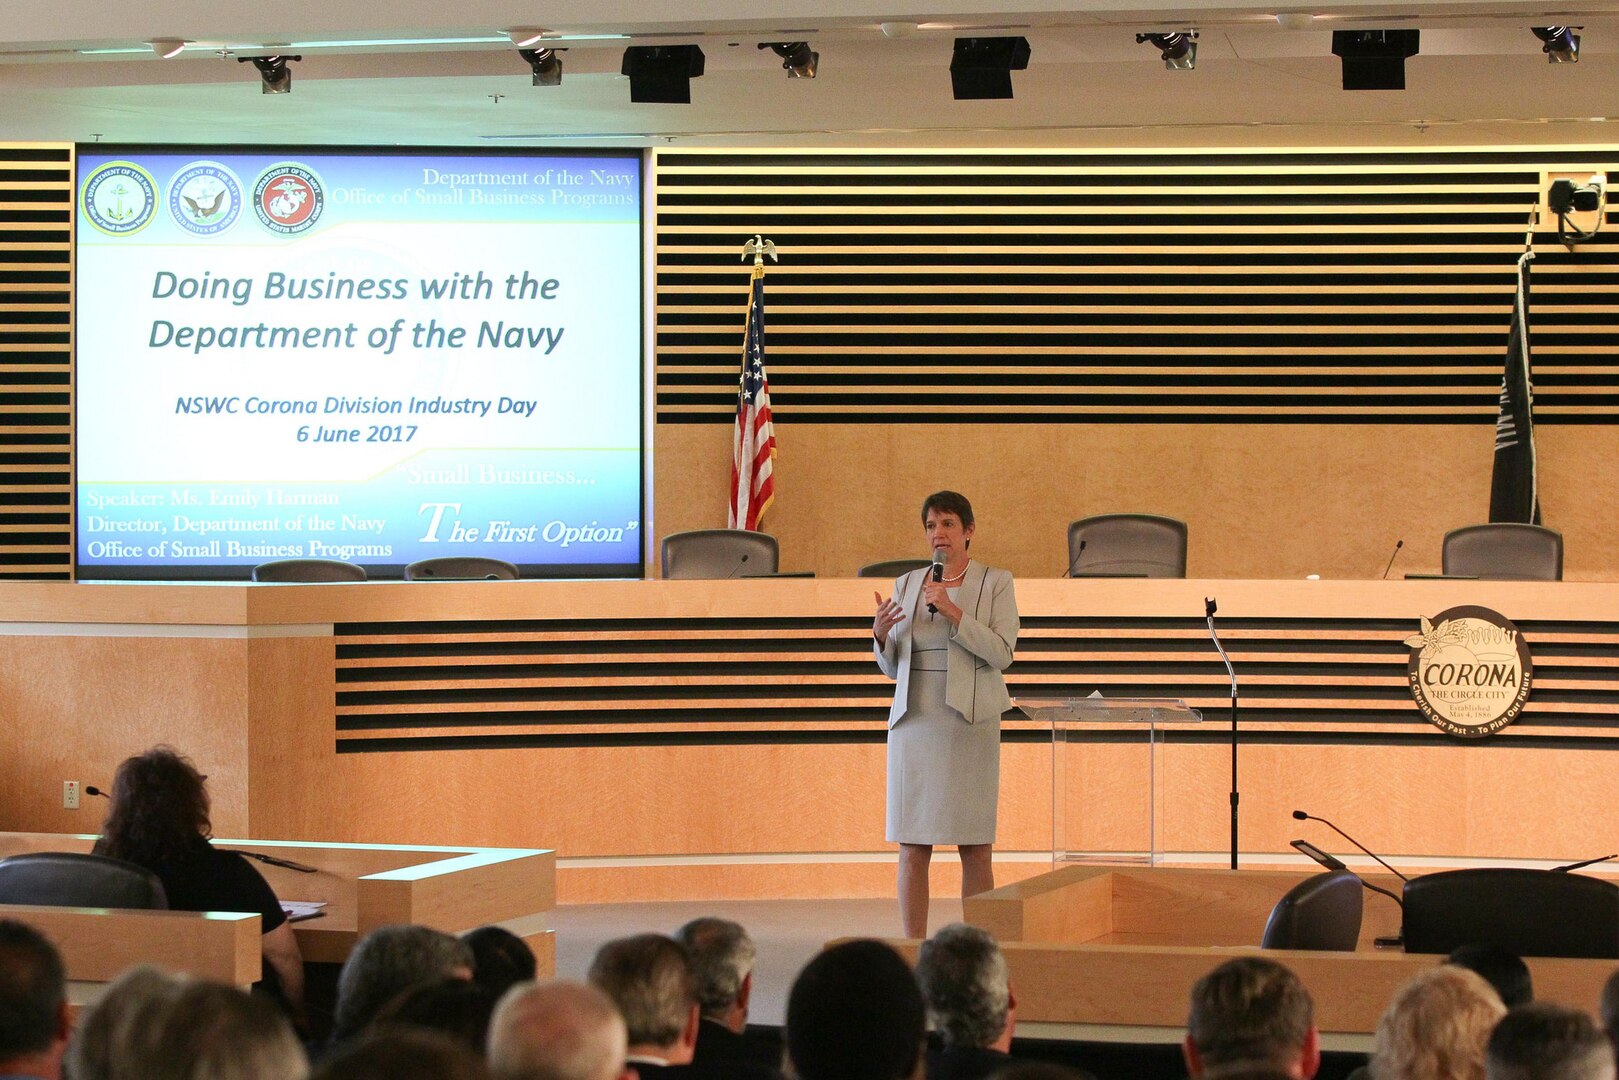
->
[[252, 163, 324, 235], [1405, 605, 1532, 738]]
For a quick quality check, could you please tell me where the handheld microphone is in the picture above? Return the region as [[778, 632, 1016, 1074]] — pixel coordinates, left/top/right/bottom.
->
[[927, 550, 944, 614], [1292, 809, 1408, 882], [723, 553, 751, 580], [1381, 539, 1405, 580], [1062, 540, 1088, 578], [84, 785, 110, 798]]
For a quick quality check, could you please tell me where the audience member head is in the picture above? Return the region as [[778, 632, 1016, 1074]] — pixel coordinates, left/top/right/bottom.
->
[[917, 922, 1014, 1053], [1599, 969, 1619, 1051], [374, 978, 499, 1055], [465, 927, 539, 1001], [586, 934, 699, 1065], [675, 916, 756, 1032], [98, 746, 211, 866], [1487, 1004, 1616, 1080], [65, 965, 189, 1080], [145, 981, 307, 1080], [333, 925, 476, 1043], [1372, 965, 1505, 1080], [1449, 944, 1534, 1009], [786, 939, 926, 1080], [487, 980, 631, 1080], [0, 920, 70, 1080], [312, 1028, 490, 1080], [1184, 957, 1319, 1080]]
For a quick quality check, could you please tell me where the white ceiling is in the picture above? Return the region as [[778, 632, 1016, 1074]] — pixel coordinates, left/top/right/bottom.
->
[[4, 0, 1619, 147]]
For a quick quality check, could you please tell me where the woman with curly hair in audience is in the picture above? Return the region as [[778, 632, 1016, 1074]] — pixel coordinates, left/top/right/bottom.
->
[[93, 746, 305, 1024]]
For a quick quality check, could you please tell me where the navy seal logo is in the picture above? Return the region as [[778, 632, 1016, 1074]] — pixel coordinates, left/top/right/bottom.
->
[[81, 161, 157, 236], [252, 163, 325, 235], [168, 161, 243, 235]]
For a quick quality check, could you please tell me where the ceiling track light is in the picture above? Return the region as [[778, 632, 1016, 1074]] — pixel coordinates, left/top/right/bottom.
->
[[759, 41, 818, 79], [621, 45, 706, 104], [149, 39, 186, 59], [1331, 30, 1419, 91], [518, 46, 563, 86], [237, 54, 300, 94], [1135, 31, 1198, 70], [506, 29, 551, 49], [1532, 26, 1580, 63], [949, 36, 1031, 100]]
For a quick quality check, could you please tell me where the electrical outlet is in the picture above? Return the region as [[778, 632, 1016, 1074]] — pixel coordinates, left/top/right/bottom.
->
[[63, 781, 79, 809]]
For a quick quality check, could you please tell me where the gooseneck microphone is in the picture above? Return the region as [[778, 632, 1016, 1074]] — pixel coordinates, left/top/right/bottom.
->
[[1062, 539, 1088, 578], [1381, 539, 1405, 580], [1292, 837, 1406, 912], [1206, 597, 1239, 870], [84, 785, 110, 798], [927, 550, 944, 615], [1553, 853, 1619, 873], [219, 848, 319, 874], [722, 553, 751, 580], [1292, 809, 1409, 882]]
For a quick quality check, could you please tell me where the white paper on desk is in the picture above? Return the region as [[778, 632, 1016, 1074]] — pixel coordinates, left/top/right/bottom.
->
[[280, 901, 327, 922]]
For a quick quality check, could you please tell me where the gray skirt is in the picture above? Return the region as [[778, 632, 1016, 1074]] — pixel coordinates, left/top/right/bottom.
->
[[885, 660, 1002, 846]]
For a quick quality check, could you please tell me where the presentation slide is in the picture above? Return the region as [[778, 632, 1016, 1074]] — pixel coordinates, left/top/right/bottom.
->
[[76, 148, 643, 579]]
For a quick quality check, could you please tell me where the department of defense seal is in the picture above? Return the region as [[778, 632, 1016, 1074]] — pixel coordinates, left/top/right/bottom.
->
[[81, 161, 157, 236], [252, 163, 325, 235], [168, 161, 244, 236], [1405, 605, 1532, 738]]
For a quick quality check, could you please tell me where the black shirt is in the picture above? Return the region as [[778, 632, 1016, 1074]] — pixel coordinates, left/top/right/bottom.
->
[[105, 836, 287, 933]]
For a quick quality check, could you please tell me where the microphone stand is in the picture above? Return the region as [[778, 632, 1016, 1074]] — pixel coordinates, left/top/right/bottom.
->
[[1206, 597, 1239, 870]]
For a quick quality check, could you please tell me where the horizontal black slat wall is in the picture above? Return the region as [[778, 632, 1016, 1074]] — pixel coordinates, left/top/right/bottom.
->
[[0, 144, 72, 579], [654, 149, 1619, 424], [332, 615, 1619, 751]]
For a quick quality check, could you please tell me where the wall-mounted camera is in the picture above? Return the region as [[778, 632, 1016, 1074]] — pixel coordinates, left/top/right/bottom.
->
[[1546, 172, 1606, 248]]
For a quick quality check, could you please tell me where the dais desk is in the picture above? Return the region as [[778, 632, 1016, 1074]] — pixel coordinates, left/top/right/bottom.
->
[[1, 578, 1616, 900]]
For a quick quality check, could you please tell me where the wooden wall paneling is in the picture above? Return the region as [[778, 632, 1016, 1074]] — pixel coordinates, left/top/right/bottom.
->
[[652, 148, 1619, 582], [0, 143, 73, 580], [0, 905, 260, 984]]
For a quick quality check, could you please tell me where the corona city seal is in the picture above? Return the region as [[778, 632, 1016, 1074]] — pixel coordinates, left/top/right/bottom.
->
[[168, 161, 243, 236], [252, 163, 325, 235], [1405, 605, 1532, 738], [81, 161, 157, 236]]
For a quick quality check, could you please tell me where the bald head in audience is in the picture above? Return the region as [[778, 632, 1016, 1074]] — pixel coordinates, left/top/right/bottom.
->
[[488, 980, 633, 1080]]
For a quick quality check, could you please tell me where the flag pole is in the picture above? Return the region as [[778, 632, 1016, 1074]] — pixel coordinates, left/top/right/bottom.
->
[[741, 234, 777, 268], [729, 236, 779, 532], [1523, 201, 1538, 254]]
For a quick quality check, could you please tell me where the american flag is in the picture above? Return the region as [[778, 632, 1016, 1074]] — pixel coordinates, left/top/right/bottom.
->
[[729, 266, 776, 530], [1489, 249, 1539, 524]]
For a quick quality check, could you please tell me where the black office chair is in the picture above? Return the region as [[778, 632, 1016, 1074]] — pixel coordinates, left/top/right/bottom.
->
[[1067, 514, 1189, 578], [857, 558, 932, 579], [403, 557, 520, 581], [1442, 524, 1563, 581], [1260, 869, 1364, 951], [660, 529, 779, 579], [252, 558, 368, 583], [0, 852, 168, 909], [1403, 868, 1619, 958]]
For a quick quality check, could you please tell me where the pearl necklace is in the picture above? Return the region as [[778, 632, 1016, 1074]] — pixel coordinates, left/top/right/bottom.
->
[[939, 561, 969, 584]]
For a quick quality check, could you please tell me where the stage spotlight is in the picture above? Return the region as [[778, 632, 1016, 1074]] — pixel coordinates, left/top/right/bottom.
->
[[1331, 30, 1418, 90], [1135, 31, 1198, 70], [1532, 26, 1580, 63], [760, 41, 818, 78], [519, 47, 563, 85], [621, 45, 706, 103], [237, 54, 301, 94], [949, 36, 1031, 100], [149, 39, 186, 59]]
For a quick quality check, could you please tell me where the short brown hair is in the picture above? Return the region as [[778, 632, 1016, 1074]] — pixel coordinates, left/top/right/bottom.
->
[[921, 491, 974, 529], [587, 934, 693, 1049], [1187, 957, 1314, 1070]]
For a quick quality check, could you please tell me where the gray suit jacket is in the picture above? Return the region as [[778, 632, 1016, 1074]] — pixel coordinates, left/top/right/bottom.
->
[[874, 561, 1019, 727]]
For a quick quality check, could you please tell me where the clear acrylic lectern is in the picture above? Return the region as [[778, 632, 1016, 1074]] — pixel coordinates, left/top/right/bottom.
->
[[1016, 696, 1202, 866]]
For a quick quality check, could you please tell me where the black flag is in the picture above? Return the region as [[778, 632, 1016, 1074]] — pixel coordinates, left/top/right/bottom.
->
[[1489, 250, 1539, 524]]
